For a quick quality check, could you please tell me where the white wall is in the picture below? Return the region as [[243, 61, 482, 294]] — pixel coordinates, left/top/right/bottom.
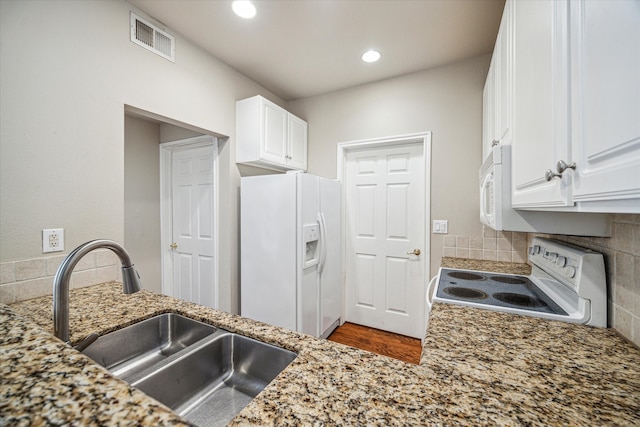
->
[[289, 55, 491, 278], [0, 0, 284, 312], [124, 115, 162, 293], [159, 123, 204, 143]]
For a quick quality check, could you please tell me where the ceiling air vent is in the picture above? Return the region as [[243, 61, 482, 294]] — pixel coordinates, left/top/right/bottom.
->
[[130, 12, 175, 62]]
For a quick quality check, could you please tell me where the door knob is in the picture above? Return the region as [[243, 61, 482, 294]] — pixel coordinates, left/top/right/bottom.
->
[[407, 249, 421, 256], [170, 242, 178, 250]]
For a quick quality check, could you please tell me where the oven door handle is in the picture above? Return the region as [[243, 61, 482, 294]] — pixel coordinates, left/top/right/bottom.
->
[[426, 275, 438, 312], [480, 171, 494, 226], [423, 275, 439, 345]]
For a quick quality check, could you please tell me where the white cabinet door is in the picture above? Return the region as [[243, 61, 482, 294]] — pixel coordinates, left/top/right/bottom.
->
[[482, 1, 511, 163], [569, 0, 640, 211], [482, 58, 496, 162], [495, 0, 512, 149], [511, 0, 572, 208], [260, 99, 288, 165], [287, 113, 308, 170]]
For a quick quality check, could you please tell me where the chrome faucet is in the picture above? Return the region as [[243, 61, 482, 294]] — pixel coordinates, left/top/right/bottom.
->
[[53, 239, 142, 345]]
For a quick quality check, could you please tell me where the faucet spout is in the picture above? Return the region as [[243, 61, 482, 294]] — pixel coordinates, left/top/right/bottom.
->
[[53, 239, 142, 344]]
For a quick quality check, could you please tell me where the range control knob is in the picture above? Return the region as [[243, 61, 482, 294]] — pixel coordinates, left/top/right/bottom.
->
[[556, 256, 567, 268], [548, 252, 558, 262], [565, 266, 577, 278], [531, 245, 541, 255]]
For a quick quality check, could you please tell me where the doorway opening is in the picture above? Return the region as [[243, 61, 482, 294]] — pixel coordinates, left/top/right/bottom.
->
[[124, 105, 222, 309]]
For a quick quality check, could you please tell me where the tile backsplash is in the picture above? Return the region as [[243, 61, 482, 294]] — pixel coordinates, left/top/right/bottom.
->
[[0, 250, 120, 305], [443, 226, 528, 263]]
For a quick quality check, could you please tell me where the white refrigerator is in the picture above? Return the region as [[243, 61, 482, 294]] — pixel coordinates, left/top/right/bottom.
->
[[240, 172, 342, 338]]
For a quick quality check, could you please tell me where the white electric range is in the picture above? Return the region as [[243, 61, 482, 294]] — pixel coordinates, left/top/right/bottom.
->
[[427, 237, 607, 327]]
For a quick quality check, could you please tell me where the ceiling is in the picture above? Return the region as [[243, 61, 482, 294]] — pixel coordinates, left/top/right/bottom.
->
[[128, 0, 505, 101]]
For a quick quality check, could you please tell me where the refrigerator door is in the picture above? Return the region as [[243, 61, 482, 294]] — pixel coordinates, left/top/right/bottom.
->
[[298, 173, 320, 336], [240, 174, 297, 331], [318, 177, 342, 338]]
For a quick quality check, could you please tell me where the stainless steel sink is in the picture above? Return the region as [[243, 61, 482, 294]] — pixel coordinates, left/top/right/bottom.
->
[[82, 313, 216, 381], [82, 313, 297, 427], [131, 332, 297, 427]]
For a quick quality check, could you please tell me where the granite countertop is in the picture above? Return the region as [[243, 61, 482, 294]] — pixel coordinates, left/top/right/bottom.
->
[[2, 257, 640, 426], [440, 256, 532, 275]]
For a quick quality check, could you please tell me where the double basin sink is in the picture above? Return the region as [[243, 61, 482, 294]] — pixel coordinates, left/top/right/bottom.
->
[[82, 313, 297, 427]]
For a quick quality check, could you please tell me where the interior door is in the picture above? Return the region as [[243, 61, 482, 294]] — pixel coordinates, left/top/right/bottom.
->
[[344, 143, 425, 338], [171, 145, 215, 307]]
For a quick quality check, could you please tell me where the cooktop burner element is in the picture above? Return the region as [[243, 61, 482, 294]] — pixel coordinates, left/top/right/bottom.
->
[[436, 269, 567, 315], [443, 287, 488, 300], [447, 271, 486, 281], [493, 292, 547, 308]]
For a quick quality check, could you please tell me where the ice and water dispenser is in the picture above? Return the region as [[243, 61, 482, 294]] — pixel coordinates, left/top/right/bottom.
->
[[303, 223, 320, 268]]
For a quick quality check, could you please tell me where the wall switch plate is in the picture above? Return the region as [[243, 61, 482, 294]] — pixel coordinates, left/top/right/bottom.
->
[[43, 228, 64, 253], [433, 220, 448, 234]]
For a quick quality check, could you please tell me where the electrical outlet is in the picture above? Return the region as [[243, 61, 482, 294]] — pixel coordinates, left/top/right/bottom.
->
[[43, 228, 64, 253], [433, 220, 448, 234]]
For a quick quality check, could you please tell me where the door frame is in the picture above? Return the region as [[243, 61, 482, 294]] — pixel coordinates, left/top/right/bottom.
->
[[159, 135, 220, 308], [336, 132, 432, 331]]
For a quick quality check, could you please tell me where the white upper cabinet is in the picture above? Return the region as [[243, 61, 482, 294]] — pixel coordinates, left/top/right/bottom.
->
[[261, 100, 288, 165], [236, 95, 308, 172], [502, 0, 640, 213], [483, 0, 512, 163], [511, 0, 572, 209], [568, 0, 640, 212], [482, 56, 496, 162], [495, 2, 512, 152], [287, 113, 308, 171]]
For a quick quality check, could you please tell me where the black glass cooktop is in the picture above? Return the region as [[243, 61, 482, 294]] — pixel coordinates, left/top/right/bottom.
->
[[436, 269, 567, 315]]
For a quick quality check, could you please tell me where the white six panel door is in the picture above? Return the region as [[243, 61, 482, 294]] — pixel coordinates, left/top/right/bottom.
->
[[171, 146, 215, 307], [344, 143, 425, 338]]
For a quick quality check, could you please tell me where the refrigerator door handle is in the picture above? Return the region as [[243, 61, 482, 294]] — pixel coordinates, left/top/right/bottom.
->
[[317, 212, 328, 276]]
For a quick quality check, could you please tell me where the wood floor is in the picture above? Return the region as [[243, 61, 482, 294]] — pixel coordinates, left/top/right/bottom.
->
[[327, 322, 422, 365]]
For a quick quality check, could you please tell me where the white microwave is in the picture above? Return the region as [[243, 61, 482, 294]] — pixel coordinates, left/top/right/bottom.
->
[[479, 145, 610, 234], [480, 145, 513, 230]]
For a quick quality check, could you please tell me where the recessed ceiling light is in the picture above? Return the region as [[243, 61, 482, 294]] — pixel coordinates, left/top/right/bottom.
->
[[361, 50, 381, 63], [232, 1, 256, 19]]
